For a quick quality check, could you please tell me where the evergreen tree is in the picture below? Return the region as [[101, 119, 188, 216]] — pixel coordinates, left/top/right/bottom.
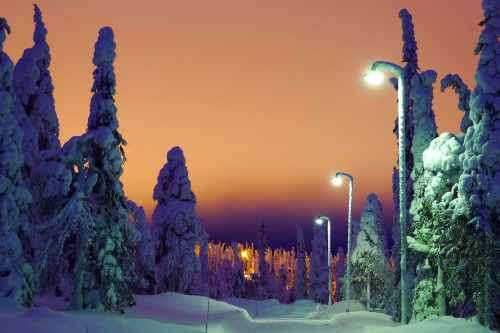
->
[[257, 220, 273, 300], [440, 74, 472, 134], [231, 242, 246, 298], [212, 258, 233, 300], [83, 27, 135, 313], [333, 247, 346, 302], [351, 194, 392, 310], [11, 4, 61, 274], [295, 224, 308, 300], [12, 4, 60, 180], [128, 201, 155, 295], [309, 225, 328, 304], [454, 0, 500, 327], [0, 17, 35, 308], [152, 146, 203, 294], [408, 69, 438, 223]]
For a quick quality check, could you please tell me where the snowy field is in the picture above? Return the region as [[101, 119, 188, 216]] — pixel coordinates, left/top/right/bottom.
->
[[0, 293, 493, 333]]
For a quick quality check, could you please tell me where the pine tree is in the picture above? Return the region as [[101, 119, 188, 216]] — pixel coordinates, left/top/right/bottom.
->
[[295, 224, 308, 300], [454, 0, 500, 327], [0, 17, 35, 308], [152, 146, 203, 294]]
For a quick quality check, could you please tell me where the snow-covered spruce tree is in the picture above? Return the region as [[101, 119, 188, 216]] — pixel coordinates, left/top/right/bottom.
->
[[408, 69, 438, 224], [334, 247, 346, 302], [391, 9, 419, 220], [83, 27, 135, 313], [128, 200, 155, 295], [295, 224, 308, 300], [389, 9, 439, 322], [257, 220, 273, 300], [441, 74, 473, 134], [12, 4, 60, 180], [454, 0, 500, 327], [309, 224, 328, 304], [190, 221, 210, 297], [0, 17, 35, 308], [275, 264, 290, 304], [212, 257, 233, 300], [199, 238, 211, 297], [231, 242, 246, 298], [11, 4, 62, 293], [152, 146, 203, 294], [350, 194, 392, 310]]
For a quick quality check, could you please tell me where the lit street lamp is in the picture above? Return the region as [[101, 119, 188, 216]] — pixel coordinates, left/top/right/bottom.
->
[[315, 215, 332, 307], [364, 61, 408, 324], [331, 172, 353, 313]]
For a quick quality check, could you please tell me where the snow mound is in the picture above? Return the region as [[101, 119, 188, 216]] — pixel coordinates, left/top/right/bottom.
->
[[223, 298, 318, 318], [366, 315, 492, 333], [306, 300, 366, 319]]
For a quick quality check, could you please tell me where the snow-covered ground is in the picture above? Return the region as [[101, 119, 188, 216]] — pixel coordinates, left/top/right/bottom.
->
[[0, 293, 493, 333]]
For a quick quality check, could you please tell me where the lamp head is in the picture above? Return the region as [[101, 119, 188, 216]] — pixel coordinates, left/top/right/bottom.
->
[[364, 67, 383, 85], [315, 215, 330, 225], [331, 176, 342, 186]]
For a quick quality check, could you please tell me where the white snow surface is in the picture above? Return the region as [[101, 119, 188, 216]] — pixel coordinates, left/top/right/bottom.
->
[[0, 292, 492, 333]]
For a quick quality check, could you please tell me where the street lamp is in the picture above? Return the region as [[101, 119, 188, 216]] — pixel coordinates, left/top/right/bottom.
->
[[364, 61, 408, 324], [315, 215, 332, 307], [331, 172, 353, 313]]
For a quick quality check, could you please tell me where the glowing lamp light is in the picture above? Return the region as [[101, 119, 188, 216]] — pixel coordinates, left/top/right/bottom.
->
[[315, 218, 324, 225], [363, 70, 383, 85], [241, 250, 248, 258], [331, 176, 342, 186]]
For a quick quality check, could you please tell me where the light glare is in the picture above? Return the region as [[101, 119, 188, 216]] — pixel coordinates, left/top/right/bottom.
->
[[315, 218, 324, 225], [331, 177, 342, 186], [364, 70, 383, 85]]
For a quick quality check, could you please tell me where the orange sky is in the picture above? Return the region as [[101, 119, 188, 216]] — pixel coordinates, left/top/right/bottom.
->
[[3, 1, 482, 250]]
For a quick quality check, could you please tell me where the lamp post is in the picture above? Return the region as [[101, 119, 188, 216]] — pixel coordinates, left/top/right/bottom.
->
[[331, 172, 353, 313], [315, 215, 332, 307], [364, 61, 408, 324]]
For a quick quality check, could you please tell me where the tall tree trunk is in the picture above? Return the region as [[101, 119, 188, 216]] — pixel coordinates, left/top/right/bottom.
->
[[437, 257, 446, 316]]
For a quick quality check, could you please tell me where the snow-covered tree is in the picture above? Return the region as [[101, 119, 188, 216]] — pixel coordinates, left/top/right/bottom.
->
[[82, 27, 135, 313], [0, 17, 35, 308], [453, 0, 500, 327], [11, 5, 61, 273], [152, 146, 203, 295], [128, 201, 155, 295], [408, 69, 438, 224], [231, 242, 246, 298], [12, 4, 60, 180], [295, 224, 308, 300], [441, 74, 472, 134], [275, 264, 290, 304], [350, 194, 392, 310], [333, 247, 346, 302], [257, 220, 273, 300], [212, 258, 233, 300], [191, 222, 210, 297], [309, 225, 328, 304], [389, 9, 439, 323]]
